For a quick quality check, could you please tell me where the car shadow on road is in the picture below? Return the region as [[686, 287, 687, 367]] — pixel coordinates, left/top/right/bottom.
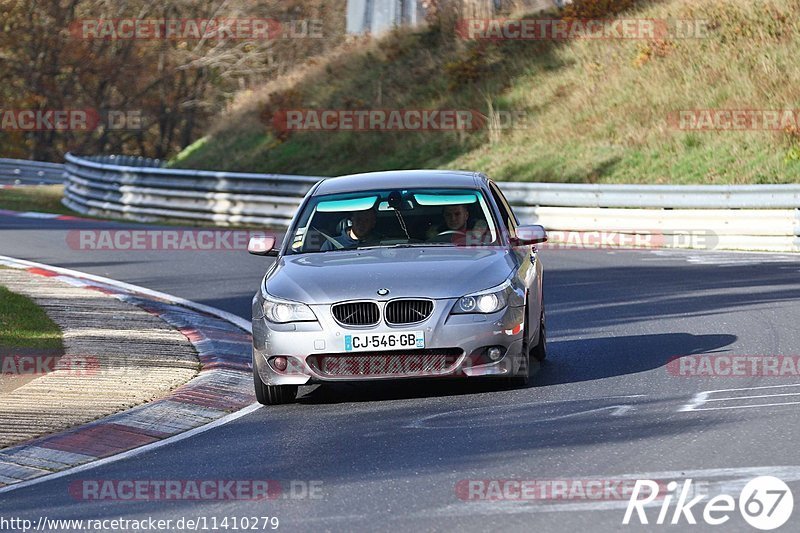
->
[[536, 332, 737, 386], [296, 377, 516, 404]]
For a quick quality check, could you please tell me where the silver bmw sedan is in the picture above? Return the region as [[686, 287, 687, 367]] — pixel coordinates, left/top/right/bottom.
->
[[248, 170, 547, 404]]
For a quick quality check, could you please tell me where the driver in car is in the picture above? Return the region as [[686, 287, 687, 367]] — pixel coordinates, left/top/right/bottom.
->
[[321, 208, 380, 250], [428, 204, 489, 244]]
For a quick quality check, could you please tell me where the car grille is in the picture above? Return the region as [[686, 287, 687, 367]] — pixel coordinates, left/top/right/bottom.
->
[[385, 299, 434, 325], [331, 301, 380, 326], [309, 349, 462, 377]]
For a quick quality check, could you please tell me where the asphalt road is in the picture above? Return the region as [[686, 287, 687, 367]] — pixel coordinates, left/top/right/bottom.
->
[[2, 213, 800, 532]]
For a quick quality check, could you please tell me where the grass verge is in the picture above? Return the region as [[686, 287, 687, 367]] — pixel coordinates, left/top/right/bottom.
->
[[0, 282, 63, 351], [0, 278, 65, 394], [0, 185, 75, 216]]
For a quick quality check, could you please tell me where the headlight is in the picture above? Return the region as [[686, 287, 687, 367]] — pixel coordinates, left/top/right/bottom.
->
[[261, 291, 317, 323], [453, 281, 511, 314]]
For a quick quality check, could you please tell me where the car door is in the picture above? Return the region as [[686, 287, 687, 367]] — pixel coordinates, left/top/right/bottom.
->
[[487, 180, 542, 346]]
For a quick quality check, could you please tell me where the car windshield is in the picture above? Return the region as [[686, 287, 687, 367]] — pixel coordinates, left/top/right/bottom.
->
[[287, 188, 500, 254]]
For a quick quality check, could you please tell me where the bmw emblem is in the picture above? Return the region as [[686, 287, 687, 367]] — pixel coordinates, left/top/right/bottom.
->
[[377, 288, 390, 296]]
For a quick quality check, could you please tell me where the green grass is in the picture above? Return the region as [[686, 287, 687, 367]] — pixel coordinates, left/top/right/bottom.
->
[[0, 185, 76, 216], [172, 0, 800, 184], [0, 282, 63, 351]]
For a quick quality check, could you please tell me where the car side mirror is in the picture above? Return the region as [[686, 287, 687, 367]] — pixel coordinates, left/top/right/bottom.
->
[[512, 225, 547, 246], [248, 235, 278, 256]]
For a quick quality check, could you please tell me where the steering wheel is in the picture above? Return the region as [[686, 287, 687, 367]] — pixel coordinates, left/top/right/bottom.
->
[[310, 226, 344, 250], [436, 230, 465, 237]]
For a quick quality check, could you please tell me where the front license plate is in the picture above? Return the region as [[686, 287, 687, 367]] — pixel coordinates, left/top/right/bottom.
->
[[344, 331, 425, 352]]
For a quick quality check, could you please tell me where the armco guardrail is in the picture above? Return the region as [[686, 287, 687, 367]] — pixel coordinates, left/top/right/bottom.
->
[[62, 153, 800, 252], [500, 182, 800, 209], [517, 206, 800, 253], [0, 158, 65, 185], [63, 153, 321, 227]]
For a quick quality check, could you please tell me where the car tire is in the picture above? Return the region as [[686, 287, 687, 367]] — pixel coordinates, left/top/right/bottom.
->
[[253, 369, 298, 405], [531, 306, 547, 362]]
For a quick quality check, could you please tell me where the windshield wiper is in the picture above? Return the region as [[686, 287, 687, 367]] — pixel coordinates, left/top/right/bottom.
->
[[355, 243, 454, 250], [355, 244, 404, 250]]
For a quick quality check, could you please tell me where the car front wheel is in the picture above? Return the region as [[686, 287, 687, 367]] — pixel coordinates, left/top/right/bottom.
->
[[253, 369, 298, 405]]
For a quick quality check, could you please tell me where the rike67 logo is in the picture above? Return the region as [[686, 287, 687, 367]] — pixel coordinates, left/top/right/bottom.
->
[[624, 476, 793, 530]]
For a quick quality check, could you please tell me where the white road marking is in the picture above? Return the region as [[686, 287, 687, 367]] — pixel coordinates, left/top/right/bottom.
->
[[691, 401, 800, 412], [694, 383, 800, 395], [0, 254, 251, 331], [705, 392, 800, 402], [417, 465, 800, 517], [0, 255, 258, 495], [0, 404, 261, 495], [679, 391, 710, 412], [406, 395, 644, 429], [679, 383, 800, 412]]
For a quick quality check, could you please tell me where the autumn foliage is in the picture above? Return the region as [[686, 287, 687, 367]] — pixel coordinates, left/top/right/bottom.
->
[[0, 0, 345, 161]]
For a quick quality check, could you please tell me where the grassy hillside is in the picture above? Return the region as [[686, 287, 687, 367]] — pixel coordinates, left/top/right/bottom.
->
[[173, 0, 800, 184]]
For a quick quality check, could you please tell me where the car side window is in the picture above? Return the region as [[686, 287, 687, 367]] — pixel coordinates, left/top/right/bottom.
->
[[488, 182, 517, 240]]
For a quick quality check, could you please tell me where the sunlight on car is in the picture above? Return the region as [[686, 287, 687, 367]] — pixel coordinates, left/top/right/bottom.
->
[[251, 171, 547, 405]]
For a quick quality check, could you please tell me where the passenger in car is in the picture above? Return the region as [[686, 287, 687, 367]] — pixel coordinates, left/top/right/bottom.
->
[[428, 204, 489, 244]]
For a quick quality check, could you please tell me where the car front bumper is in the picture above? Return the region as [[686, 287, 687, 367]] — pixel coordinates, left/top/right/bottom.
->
[[252, 299, 526, 386]]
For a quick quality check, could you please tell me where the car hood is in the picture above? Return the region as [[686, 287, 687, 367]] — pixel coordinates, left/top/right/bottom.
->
[[265, 247, 515, 304]]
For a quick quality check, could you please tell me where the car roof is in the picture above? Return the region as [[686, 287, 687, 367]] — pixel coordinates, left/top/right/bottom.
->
[[313, 170, 486, 196]]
